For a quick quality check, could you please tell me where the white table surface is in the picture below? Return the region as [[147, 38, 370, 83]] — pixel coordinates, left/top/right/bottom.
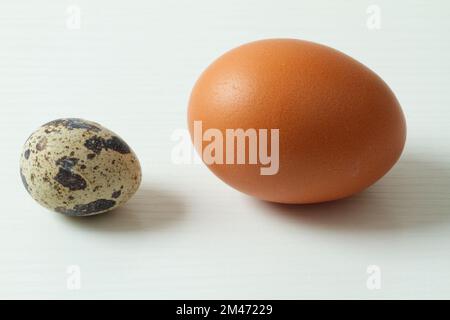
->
[[1, 0, 449, 299]]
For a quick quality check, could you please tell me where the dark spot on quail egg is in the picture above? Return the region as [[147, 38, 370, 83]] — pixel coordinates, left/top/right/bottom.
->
[[54, 167, 87, 191], [20, 169, 31, 194], [55, 156, 80, 170], [111, 190, 121, 199], [84, 136, 131, 155], [55, 199, 116, 216], [84, 136, 104, 154], [103, 136, 131, 154], [44, 118, 101, 132], [36, 137, 48, 151]]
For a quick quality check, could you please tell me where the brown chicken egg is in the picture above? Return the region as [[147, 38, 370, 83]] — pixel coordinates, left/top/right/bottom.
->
[[188, 39, 406, 204]]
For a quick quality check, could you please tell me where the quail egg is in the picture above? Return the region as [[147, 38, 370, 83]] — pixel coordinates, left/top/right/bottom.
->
[[20, 118, 142, 216]]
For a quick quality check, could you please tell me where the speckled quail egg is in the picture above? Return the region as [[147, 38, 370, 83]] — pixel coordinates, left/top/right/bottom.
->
[[20, 118, 142, 216]]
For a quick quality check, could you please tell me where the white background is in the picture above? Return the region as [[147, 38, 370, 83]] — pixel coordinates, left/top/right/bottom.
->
[[0, 0, 449, 299]]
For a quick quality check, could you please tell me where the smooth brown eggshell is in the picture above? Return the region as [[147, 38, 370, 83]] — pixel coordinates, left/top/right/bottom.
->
[[188, 39, 406, 204]]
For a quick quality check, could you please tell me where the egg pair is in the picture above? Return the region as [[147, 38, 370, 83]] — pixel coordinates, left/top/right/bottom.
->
[[20, 39, 406, 216]]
